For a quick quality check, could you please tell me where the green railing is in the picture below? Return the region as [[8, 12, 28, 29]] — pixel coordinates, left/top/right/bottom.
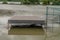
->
[[45, 7, 60, 40], [46, 7, 60, 29]]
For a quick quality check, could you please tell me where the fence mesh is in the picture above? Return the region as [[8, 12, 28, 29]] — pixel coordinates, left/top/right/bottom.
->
[[46, 7, 60, 28], [45, 7, 60, 40]]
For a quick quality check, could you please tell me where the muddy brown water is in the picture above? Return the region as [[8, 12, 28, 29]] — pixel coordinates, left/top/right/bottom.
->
[[0, 5, 60, 40]]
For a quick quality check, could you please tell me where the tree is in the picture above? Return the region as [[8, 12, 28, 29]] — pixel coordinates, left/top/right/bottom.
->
[[2, 0, 8, 4], [8, 0, 12, 1], [52, 0, 60, 5], [21, 0, 40, 5], [43, 0, 50, 5]]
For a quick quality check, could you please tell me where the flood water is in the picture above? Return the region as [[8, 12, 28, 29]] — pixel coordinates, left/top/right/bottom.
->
[[0, 4, 60, 40]]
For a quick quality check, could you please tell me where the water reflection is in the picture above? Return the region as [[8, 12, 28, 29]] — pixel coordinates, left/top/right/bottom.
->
[[0, 16, 45, 40], [0, 5, 60, 40]]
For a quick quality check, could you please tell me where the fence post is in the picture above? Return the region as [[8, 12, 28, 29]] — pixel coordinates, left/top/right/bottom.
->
[[44, 7, 48, 40]]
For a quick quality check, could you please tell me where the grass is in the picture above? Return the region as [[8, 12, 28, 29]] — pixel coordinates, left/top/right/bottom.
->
[[8, 27, 45, 35]]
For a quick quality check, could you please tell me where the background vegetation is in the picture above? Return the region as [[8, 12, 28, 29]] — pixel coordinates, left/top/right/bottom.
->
[[0, 0, 60, 5], [21, 0, 40, 5]]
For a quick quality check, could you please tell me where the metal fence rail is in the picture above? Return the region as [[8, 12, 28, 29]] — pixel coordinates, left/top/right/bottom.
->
[[45, 7, 60, 40]]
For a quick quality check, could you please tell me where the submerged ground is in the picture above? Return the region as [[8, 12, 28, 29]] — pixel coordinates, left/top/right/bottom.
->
[[0, 4, 60, 40], [8, 28, 44, 35]]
